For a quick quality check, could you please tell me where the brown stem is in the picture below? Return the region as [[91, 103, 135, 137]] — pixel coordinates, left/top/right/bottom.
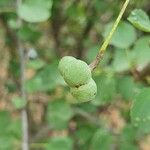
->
[[76, 20, 94, 58], [0, 15, 22, 89], [0, 15, 18, 53], [51, 0, 64, 57], [89, 51, 104, 70], [76, 1, 96, 58]]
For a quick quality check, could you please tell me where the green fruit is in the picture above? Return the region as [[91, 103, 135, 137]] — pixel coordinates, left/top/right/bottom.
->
[[58, 56, 91, 87], [58, 56, 76, 76], [70, 79, 97, 103]]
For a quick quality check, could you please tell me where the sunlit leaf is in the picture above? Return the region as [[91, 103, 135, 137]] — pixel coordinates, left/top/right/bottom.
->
[[17, 0, 53, 22], [103, 21, 136, 48], [128, 9, 150, 32], [112, 49, 130, 72]]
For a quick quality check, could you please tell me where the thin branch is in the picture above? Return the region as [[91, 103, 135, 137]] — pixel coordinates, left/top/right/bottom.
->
[[89, 0, 130, 70], [76, 18, 94, 58], [0, 15, 18, 51], [76, 0, 96, 58], [31, 108, 101, 143], [16, 0, 29, 150], [51, 1, 64, 57], [73, 107, 101, 127]]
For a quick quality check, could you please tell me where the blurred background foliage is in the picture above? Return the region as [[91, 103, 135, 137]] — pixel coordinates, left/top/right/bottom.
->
[[0, 0, 150, 149]]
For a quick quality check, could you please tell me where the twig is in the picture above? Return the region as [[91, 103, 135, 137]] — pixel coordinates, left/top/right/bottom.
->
[[76, 0, 95, 58], [73, 107, 101, 127], [51, 1, 64, 57], [89, 0, 130, 70], [0, 15, 19, 87], [0, 15, 18, 51], [31, 108, 101, 143], [16, 0, 29, 150]]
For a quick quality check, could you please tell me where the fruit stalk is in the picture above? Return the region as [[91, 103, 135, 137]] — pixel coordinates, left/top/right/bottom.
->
[[89, 0, 130, 70]]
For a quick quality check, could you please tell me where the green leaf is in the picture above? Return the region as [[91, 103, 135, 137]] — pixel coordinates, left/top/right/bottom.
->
[[27, 59, 45, 70], [18, 25, 41, 42], [77, 102, 97, 113], [7, 19, 18, 30], [0, 137, 14, 150], [0, 0, 13, 7], [119, 125, 139, 150], [120, 125, 138, 143], [112, 49, 130, 72], [92, 73, 116, 106], [25, 62, 65, 92], [0, 111, 11, 134], [17, 0, 53, 22], [75, 125, 95, 144], [120, 144, 139, 150], [0, 111, 21, 136], [12, 96, 27, 109], [66, 3, 86, 24], [131, 36, 150, 68], [7, 120, 21, 139], [25, 75, 43, 92], [75, 125, 95, 150], [25, 0, 52, 8], [47, 100, 73, 130], [103, 21, 136, 49], [117, 76, 140, 100], [46, 136, 73, 150], [86, 46, 99, 63], [0, 111, 21, 149], [128, 9, 150, 32], [91, 129, 113, 150], [131, 88, 150, 133]]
